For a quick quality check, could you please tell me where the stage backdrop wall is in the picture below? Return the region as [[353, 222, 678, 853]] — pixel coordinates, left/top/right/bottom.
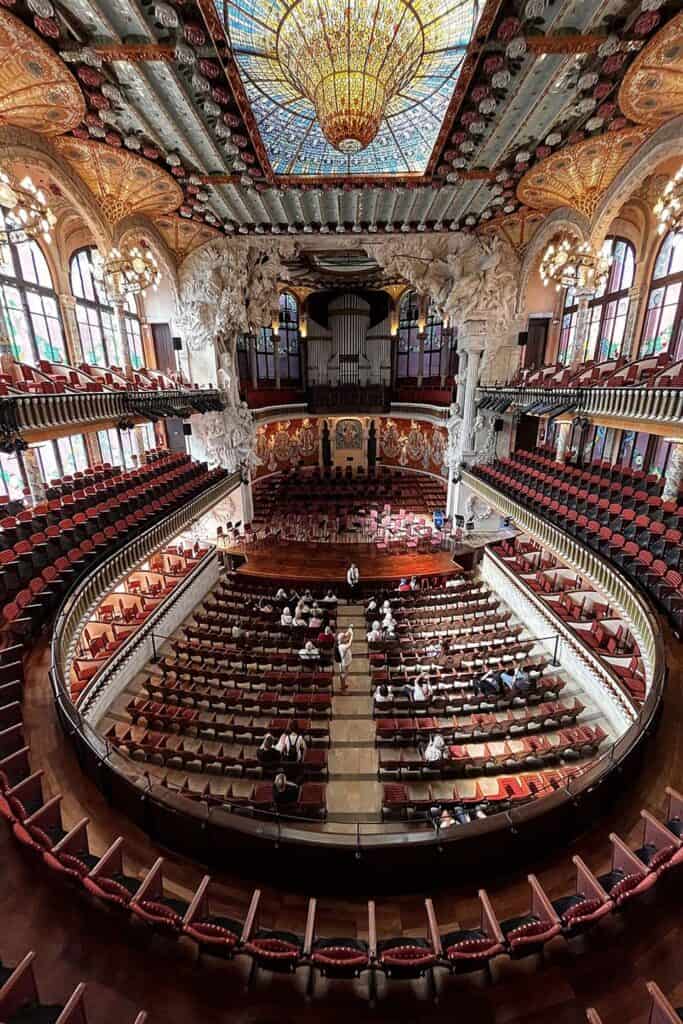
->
[[253, 416, 447, 480]]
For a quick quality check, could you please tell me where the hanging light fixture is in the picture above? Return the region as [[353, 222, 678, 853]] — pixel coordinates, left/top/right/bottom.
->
[[0, 167, 56, 246], [539, 237, 611, 294], [93, 245, 160, 299], [653, 165, 683, 236], [276, 0, 424, 154]]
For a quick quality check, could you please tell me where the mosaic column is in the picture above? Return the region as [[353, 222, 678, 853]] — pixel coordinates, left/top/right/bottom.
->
[[555, 421, 571, 463], [0, 297, 15, 375], [620, 285, 642, 360], [112, 299, 133, 374], [134, 424, 149, 465], [662, 442, 683, 503], [58, 293, 83, 364], [22, 447, 46, 505], [568, 292, 591, 366]]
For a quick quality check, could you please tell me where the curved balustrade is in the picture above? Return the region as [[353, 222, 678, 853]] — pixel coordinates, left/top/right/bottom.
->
[[477, 385, 683, 428], [0, 388, 224, 437], [42, 465, 666, 889]]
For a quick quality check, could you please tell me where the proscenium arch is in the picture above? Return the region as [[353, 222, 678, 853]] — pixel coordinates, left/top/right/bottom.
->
[[0, 126, 113, 252]]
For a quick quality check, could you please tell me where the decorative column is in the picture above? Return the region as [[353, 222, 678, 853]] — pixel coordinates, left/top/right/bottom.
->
[[22, 448, 46, 505], [458, 320, 487, 460], [567, 291, 591, 365], [0, 299, 15, 375], [83, 431, 100, 467], [112, 299, 133, 373], [240, 470, 254, 524], [58, 294, 84, 365], [134, 424, 149, 464], [555, 421, 571, 463], [620, 285, 642, 360], [662, 442, 683, 503], [439, 324, 450, 389], [455, 350, 467, 413]]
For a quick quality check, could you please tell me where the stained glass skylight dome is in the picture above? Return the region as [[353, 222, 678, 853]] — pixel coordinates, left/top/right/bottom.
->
[[218, 0, 480, 177]]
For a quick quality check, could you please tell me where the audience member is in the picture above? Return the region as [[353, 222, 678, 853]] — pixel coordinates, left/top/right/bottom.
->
[[336, 625, 354, 692], [367, 620, 383, 643], [320, 588, 338, 606], [317, 625, 335, 649], [423, 734, 448, 763], [257, 734, 281, 766], [272, 772, 299, 808], [374, 683, 392, 704], [277, 727, 307, 763], [299, 640, 319, 662], [274, 587, 288, 602], [280, 606, 293, 627]]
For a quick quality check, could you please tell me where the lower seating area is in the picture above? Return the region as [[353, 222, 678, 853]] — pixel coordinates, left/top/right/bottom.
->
[[471, 448, 683, 633]]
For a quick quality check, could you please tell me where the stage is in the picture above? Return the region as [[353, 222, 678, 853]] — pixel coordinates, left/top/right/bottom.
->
[[225, 540, 463, 583]]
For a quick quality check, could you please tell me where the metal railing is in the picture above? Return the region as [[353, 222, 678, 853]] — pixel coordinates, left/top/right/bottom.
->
[[477, 383, 683, 427]]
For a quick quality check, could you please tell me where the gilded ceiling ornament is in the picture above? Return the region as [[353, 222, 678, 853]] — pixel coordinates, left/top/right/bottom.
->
[[618, 11, 683, 125], [516, 127, 651, 220], [53, 137, 183, 223], [0, 8, 85, 135]]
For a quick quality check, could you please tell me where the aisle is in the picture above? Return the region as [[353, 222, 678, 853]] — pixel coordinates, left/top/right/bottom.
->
[[325, 603, 382, 820]]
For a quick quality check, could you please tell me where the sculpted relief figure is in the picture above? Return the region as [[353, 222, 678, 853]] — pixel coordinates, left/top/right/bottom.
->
[[444, 401, 464, 474]]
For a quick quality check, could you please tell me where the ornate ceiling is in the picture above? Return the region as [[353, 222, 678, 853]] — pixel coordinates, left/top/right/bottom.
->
[[0, 0, 680, 244]]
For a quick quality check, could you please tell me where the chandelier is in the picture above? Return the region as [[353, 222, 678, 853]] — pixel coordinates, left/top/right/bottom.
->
[[653, 165, 683, 236], [276, 0, 425, 154], [0, 167, 56, 246], [539, 237, 611, 294], [94, 245, 160, 300]]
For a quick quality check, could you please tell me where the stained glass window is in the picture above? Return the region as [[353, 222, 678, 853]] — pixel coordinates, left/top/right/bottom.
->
[[70, 247, 144, 368], [639, 230, 683, 359], [216, 0, 480, 177], [255, 292, 301, 384], [397, 290, 448, 381], [0, 209, 66, 365], [558, 237, 635, 365]]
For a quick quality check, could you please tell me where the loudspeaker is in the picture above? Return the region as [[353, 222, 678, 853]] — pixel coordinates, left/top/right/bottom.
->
[[173, 336, 183, 351], [182, 423, 192, 436], [517, 330, 528, 347], [493, 418, 504, 432]]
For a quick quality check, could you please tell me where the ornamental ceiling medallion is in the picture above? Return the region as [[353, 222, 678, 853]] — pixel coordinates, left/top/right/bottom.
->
[[0, 9, 85, 135], [516, 127, 651, 220], [154, 215, 221, 262], [479, 208, 545, 254], [53, 138, 183, 224], [618, 12, 683, 126], [216, 0, 480, 177]]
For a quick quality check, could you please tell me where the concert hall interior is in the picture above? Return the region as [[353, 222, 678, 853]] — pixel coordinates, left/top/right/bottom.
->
[[0, 0, 682, 1021]]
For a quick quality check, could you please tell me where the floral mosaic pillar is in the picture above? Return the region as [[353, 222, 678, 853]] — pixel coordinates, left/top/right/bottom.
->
[[662, 442, 683, 503]]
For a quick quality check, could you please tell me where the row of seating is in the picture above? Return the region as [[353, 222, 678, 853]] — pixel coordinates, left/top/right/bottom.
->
[[0, 949, 146, 1024], [473, 453, 683, 633], [2, 691, 681, 998], [3, 356, 208, 396], [507, 351, 683, 390]]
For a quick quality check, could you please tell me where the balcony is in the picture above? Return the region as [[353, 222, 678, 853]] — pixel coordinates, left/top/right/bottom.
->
[[0, 387, 224, 439], [478, 384, 683, 430]]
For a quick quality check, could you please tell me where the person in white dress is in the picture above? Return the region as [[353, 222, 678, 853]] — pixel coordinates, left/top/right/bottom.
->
[[336, 625, 354, 692]]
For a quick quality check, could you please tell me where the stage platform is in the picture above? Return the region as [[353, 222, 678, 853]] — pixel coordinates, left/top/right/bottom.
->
[[226, 541, 462, 584]]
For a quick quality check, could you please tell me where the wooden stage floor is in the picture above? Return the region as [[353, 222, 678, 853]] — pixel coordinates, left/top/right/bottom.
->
[[228, 540, 462, 583]]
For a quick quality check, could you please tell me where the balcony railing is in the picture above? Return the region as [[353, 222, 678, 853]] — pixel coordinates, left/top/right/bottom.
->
[[0, 388, 224, 437], [477, 384, 683, 428]]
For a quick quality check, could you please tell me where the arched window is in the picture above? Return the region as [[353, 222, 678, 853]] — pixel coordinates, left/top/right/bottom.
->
[[70, 247, 144, 368], [558, 236, 636, 364], [0, 207, 66, 365], [397, 290, 420, 379], [255, 292, 301, 384], [639, 230, 683, 359], [396, 290, 452, 381]]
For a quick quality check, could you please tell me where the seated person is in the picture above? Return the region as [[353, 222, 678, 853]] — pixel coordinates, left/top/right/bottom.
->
[[499, 668, 518, 692], [382, 610, 396, 630], [273, 772, 300, 808], [275, 587, 288, 602], [412, 675, 432, 702], [292, 610, 307, 628], [257, 597, 273, 614], [257, 733, 281, 766], [231, 623, 243, 640], [423, 734, 448, 763], [277, 727, 307, 763], [383, 622, 397, 641], [299, 640, 319, 661], [510, 666, 531, 695], [309, 612, 322, 630], [317, 625, 335, 649], [477, 669, 501, 696], [367, 620, 383, 643], [366, 596, 378, 619], [320, 588, 338, 606], [280, 606, 293, 627], [397, 577, 410, 593], [374, 683, 394, 704], [409, 575, 419, 592]]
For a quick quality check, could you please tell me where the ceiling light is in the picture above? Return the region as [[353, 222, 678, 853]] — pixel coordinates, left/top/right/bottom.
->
[[654, 166, 683, 236], [0, 168, 56, 246], [276, 0, 424, 154], [93, 245, 160, 299], [540, 237, 611, 293]]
